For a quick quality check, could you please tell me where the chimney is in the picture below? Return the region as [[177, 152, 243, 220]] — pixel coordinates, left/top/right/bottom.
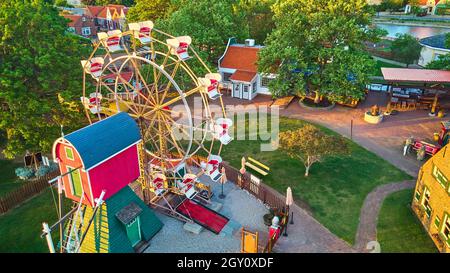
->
[[245, 39, 255, 47]]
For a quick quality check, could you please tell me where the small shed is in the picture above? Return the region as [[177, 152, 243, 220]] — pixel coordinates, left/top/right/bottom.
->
[[52, 112, 142, 206]]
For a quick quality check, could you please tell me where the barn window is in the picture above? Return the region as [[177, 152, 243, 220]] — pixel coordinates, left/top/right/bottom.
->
[[441, 213, 450, 246], [432, 164, 448, 189], [421, 187, 432, 219], [67, 167, 83, 198], [65, 147, 74, 161]]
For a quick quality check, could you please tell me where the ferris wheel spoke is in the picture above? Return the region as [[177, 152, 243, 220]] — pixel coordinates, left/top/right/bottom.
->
[[159, 113, 187, 159], [100, 82, 141, 116], [128, 58, 158, 106], [151, 49, 172, 105], [159, 62, 180, 105], [162, 112, 211, 155], [143, 86, 202, 120]]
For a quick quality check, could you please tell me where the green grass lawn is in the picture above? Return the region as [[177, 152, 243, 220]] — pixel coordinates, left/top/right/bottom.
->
[[0, 159, 26, 197], [377, 189, 437, 253], [213, 116, 411, 244], [0, 189, 71, 253], [373, 60, 403, 77]]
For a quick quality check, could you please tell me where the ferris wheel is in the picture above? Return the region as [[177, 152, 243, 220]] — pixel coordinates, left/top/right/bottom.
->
[[80, 21, 233, 200]]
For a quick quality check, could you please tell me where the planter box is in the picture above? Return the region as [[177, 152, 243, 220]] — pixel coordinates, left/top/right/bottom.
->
[[364, 112, 383, 124]]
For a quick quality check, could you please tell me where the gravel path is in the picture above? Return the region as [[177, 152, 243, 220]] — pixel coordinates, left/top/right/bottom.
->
[[353, 180, 416, 252]]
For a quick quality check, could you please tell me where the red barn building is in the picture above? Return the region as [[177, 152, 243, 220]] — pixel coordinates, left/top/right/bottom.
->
[[52, 112, 142, 207]]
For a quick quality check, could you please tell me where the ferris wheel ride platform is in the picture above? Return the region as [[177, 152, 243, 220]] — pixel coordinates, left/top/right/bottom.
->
[[176, 198, 229, 234]]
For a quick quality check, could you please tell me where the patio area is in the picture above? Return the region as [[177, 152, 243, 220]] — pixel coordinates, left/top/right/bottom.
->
[[144, 173, 270, 253]]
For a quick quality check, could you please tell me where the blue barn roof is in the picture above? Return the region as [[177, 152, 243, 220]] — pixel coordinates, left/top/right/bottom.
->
[[65, 112, 141, 170]]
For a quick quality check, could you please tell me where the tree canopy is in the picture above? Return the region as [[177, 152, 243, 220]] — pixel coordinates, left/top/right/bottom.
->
[[258, 0, 380, 102], [278, 125, 349, 177], [127, 0, 175, 23], [238, 0, 275, 45], [161, 0, 249, 65], [390, 33, 422, 67], [0, 0, 89, 158]]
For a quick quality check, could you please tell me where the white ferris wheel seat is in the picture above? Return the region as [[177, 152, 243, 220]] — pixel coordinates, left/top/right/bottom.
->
[[80, 94, 102, 115], [205, 155, 223, 182], [81, 57, 105, 79], [151, 173, 167, 196], [178, 173, 197, 199], [214, 118, 233, 145], [128, 21, 154, 44], [199, 73, 222, 100], [167, 36, 192, 61], [98, 30, 122, 52]]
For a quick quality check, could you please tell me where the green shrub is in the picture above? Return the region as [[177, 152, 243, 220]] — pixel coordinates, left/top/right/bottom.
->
[[15, 167, 35, 180], [35, 162, 58, 177]]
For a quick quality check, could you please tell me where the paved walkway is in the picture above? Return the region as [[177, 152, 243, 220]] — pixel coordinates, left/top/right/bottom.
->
[[266, 185, 355, 253], [220, 92, 443, 177], [353, 180, 416, 252]]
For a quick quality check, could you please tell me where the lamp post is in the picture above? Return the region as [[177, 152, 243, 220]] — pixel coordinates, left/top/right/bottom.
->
[[219, 166, 227, 199]]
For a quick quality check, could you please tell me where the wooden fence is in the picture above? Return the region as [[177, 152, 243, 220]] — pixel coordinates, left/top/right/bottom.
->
[[0, 170, 59, 214], [220, 161, 289, 253], [221, 162, 286, 212]]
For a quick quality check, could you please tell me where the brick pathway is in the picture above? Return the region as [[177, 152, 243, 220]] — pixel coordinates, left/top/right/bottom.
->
[[219, 92, 443, 177], [353, 180, 416, 252], [264, 186, 356, 253]]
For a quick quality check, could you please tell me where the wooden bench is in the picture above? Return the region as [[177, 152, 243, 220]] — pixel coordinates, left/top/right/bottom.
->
[[245, 157, 270, 176]]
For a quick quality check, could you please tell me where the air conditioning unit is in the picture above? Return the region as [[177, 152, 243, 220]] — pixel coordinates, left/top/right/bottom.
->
[[245, 39, 255, 47]]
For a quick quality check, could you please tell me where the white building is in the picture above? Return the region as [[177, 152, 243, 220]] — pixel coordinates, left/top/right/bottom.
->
[[218, 38, 275, 100], [418, 34, 450, 67]]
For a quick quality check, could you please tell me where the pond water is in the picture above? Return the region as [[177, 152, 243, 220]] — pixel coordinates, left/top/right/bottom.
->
[[376, 23, 450, 39]]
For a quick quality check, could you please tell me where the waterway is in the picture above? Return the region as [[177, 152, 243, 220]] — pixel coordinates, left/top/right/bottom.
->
[[376, 23, 450, 39]]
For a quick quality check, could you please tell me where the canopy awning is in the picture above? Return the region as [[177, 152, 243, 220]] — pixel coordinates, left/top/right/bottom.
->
[[381, 68, 450, 84]]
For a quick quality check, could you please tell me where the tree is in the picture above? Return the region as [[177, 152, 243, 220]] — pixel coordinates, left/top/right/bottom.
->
[[238, 0, 276, 45], [127, 0, 175, 22], [162, 0, 249, 65], [278, 125, 350, 177], [426, 54, 450, 70], [426, 33, 450, 70], [0, 0, 89, 159], [54, 0, 73, 7], [85, 0, 135, 6], [258, 0, 380, 103], [390, 34, 422, 67], [379, 0, 403, 12]]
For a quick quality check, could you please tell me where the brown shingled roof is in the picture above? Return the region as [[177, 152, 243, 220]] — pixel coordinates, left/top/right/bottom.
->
[[220, 45, 260, 72], [229, 70, 257, 82]]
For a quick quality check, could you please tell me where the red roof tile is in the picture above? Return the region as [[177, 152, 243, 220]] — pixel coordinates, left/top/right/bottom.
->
[[97, 5, 128, 19], [86, 6, 104, 17], [220, 45, 260, 72], [381, 68, 450, 83], [63, 14, 82, 27], [229, 70, 257, 82]]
